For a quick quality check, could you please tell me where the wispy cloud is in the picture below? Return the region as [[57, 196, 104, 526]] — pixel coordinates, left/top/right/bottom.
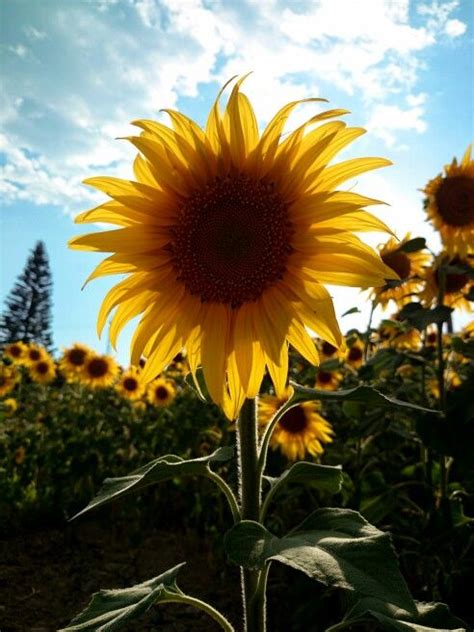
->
[[0, 0, 468, 215]]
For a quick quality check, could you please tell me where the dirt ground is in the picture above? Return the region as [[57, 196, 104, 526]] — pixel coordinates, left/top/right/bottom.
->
[[0, 519, 242, 632]]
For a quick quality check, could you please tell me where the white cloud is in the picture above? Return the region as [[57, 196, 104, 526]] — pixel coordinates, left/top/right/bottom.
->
[[444, 18, 467, 37], [0, 0, 468, 213]]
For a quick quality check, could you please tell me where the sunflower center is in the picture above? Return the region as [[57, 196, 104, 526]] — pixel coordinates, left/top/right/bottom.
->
[[87, 358, 108, 378], [29, 349, 41, 361], [10, 345, 22, 358], [348, 346, 363, 362], [170, 174, 292, 307], [36, 362, 49, 375], [155, 385, 169, 400], [279, 406, 308, 434], [435, 260, 469, 294], [381, 250, 411, 280], [68, 348, 87, 366], [321, 341, 337, 357], [318, 371, 332, 384], [123, 377, 138, 391], [435, 176, 474, 227]]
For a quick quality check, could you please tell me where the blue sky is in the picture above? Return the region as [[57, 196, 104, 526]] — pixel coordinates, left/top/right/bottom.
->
[[1, 0, 473, 363]]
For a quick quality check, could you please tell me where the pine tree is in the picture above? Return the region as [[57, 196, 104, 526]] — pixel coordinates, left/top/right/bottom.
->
[[0, 241, 54, 350]]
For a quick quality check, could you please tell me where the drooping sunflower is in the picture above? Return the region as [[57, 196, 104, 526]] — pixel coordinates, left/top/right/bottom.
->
[[421, 254, 473, 312], [259, 388, 334, 461], [147, 377, 176, 407], [314, 368, 342, 391], [29, 357, 56, 384], [81, 354, 119, 389], [60, 343, 92, 379], [0, 365, 19, 396], [369, 234, 430, 309], [422, 145, 474, 257], [70, 76, 396, 419], [3, 342, 27, 364], [116, 367, 145, 400]]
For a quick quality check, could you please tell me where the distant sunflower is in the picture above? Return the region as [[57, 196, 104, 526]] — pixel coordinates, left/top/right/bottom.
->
[[378, 321, 422, 351], [29, 357, 56, 384], [81, 354, 119, 389], [2, 397, 18, 415], [345, 338, 364, 368], [3, 342, 27, 364], [315, 369, 342, 391], [462, 320, 474, 340], [425, 326, 438, 347], [421, 255, 473, 312], [116, 367, 145, 400], [259, 389, 334, 461], [370, 234, 430, 308], [0, 365, 18, 396], [316, 338, 343, 362], [60, 343, 91, 378], [24, 344, 47, 366], [147, 378, 176, 407], [423, 145, 474, 257], [428, 368, 462, 399]]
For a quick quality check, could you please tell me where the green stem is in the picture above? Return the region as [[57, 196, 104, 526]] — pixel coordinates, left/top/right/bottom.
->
[[363, 300, 376, 361], [435, 265, 448, 507], [206, 470, 240, 523], [257, 401, 288, 481], [237, 398, 265, 632], [160, 594, 235, 631]]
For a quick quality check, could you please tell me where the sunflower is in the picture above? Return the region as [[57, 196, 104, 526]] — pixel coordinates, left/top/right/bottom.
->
[[24, 344, 48, 366], [259, 388, 334, 461], [81, 354, 119, 389], [316, 338, 343, 362], [60, 343, 92, 378], [421, 255, 473, 312], [423, 145, 474, 257], [2, 397, 18, 415], [29, 357, 56, 384], [428, 368, 462, 399], [314, 368, 342, 391], [369, 234, 430, 309], [3, 342, 27, 364], [147, 377, 176, 407], [345, 338, 364, 368], [0, 365, 18, 396], [14, 446, 26, 465], [116, 367, 145, 400], [425, 326, 438, 347], [70, 76, 396, 419], [378, 320, 422, 351], [462, 320, 474, 340]]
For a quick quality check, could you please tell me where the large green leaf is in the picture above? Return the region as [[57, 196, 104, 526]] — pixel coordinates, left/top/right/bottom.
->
[[224, 508, 416, 614], [334, 597, 470, 632], [289, 383, 438, 414], [264, 463, 343, 496], [72, 447, 234, 520], [59, 563, 185, 631]]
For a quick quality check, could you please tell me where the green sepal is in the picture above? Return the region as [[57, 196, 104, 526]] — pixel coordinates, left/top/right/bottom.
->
[[334, 597, 470, 632], [58, 563, 185, 631], [289, 382, 438, 415], [224, 508, 416, 614], [71, 446, 234, 520], [264, 462, 343, 497]]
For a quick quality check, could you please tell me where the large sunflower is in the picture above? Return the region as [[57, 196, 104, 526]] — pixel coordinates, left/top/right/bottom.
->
[[423, 145, 474, 257], [259, 389, 334, 461], [70, 77, 396, 419], [369, 233, 430, 309]]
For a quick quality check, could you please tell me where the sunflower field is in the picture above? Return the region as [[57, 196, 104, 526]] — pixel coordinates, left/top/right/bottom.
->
[[1, 76, 473, 632]]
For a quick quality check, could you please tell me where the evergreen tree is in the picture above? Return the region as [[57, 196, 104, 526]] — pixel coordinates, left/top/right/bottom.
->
[[0, 241, 54, 350]]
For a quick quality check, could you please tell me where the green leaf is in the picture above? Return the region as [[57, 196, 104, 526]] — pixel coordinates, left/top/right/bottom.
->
[[397, 237, 426, 253], [224, 508, 416, 614], [338, 597, 470, 632], [264, 462, 343, 497], [59, 563, 185, 631], [289, 382, 438, 415], [71, 446, 234, 520], [397, 303, 453, 330], [342, 306, 361, 316]]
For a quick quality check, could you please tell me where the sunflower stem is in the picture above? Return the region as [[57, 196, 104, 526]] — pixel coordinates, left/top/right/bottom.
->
[[237, 398, 265, 632]]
